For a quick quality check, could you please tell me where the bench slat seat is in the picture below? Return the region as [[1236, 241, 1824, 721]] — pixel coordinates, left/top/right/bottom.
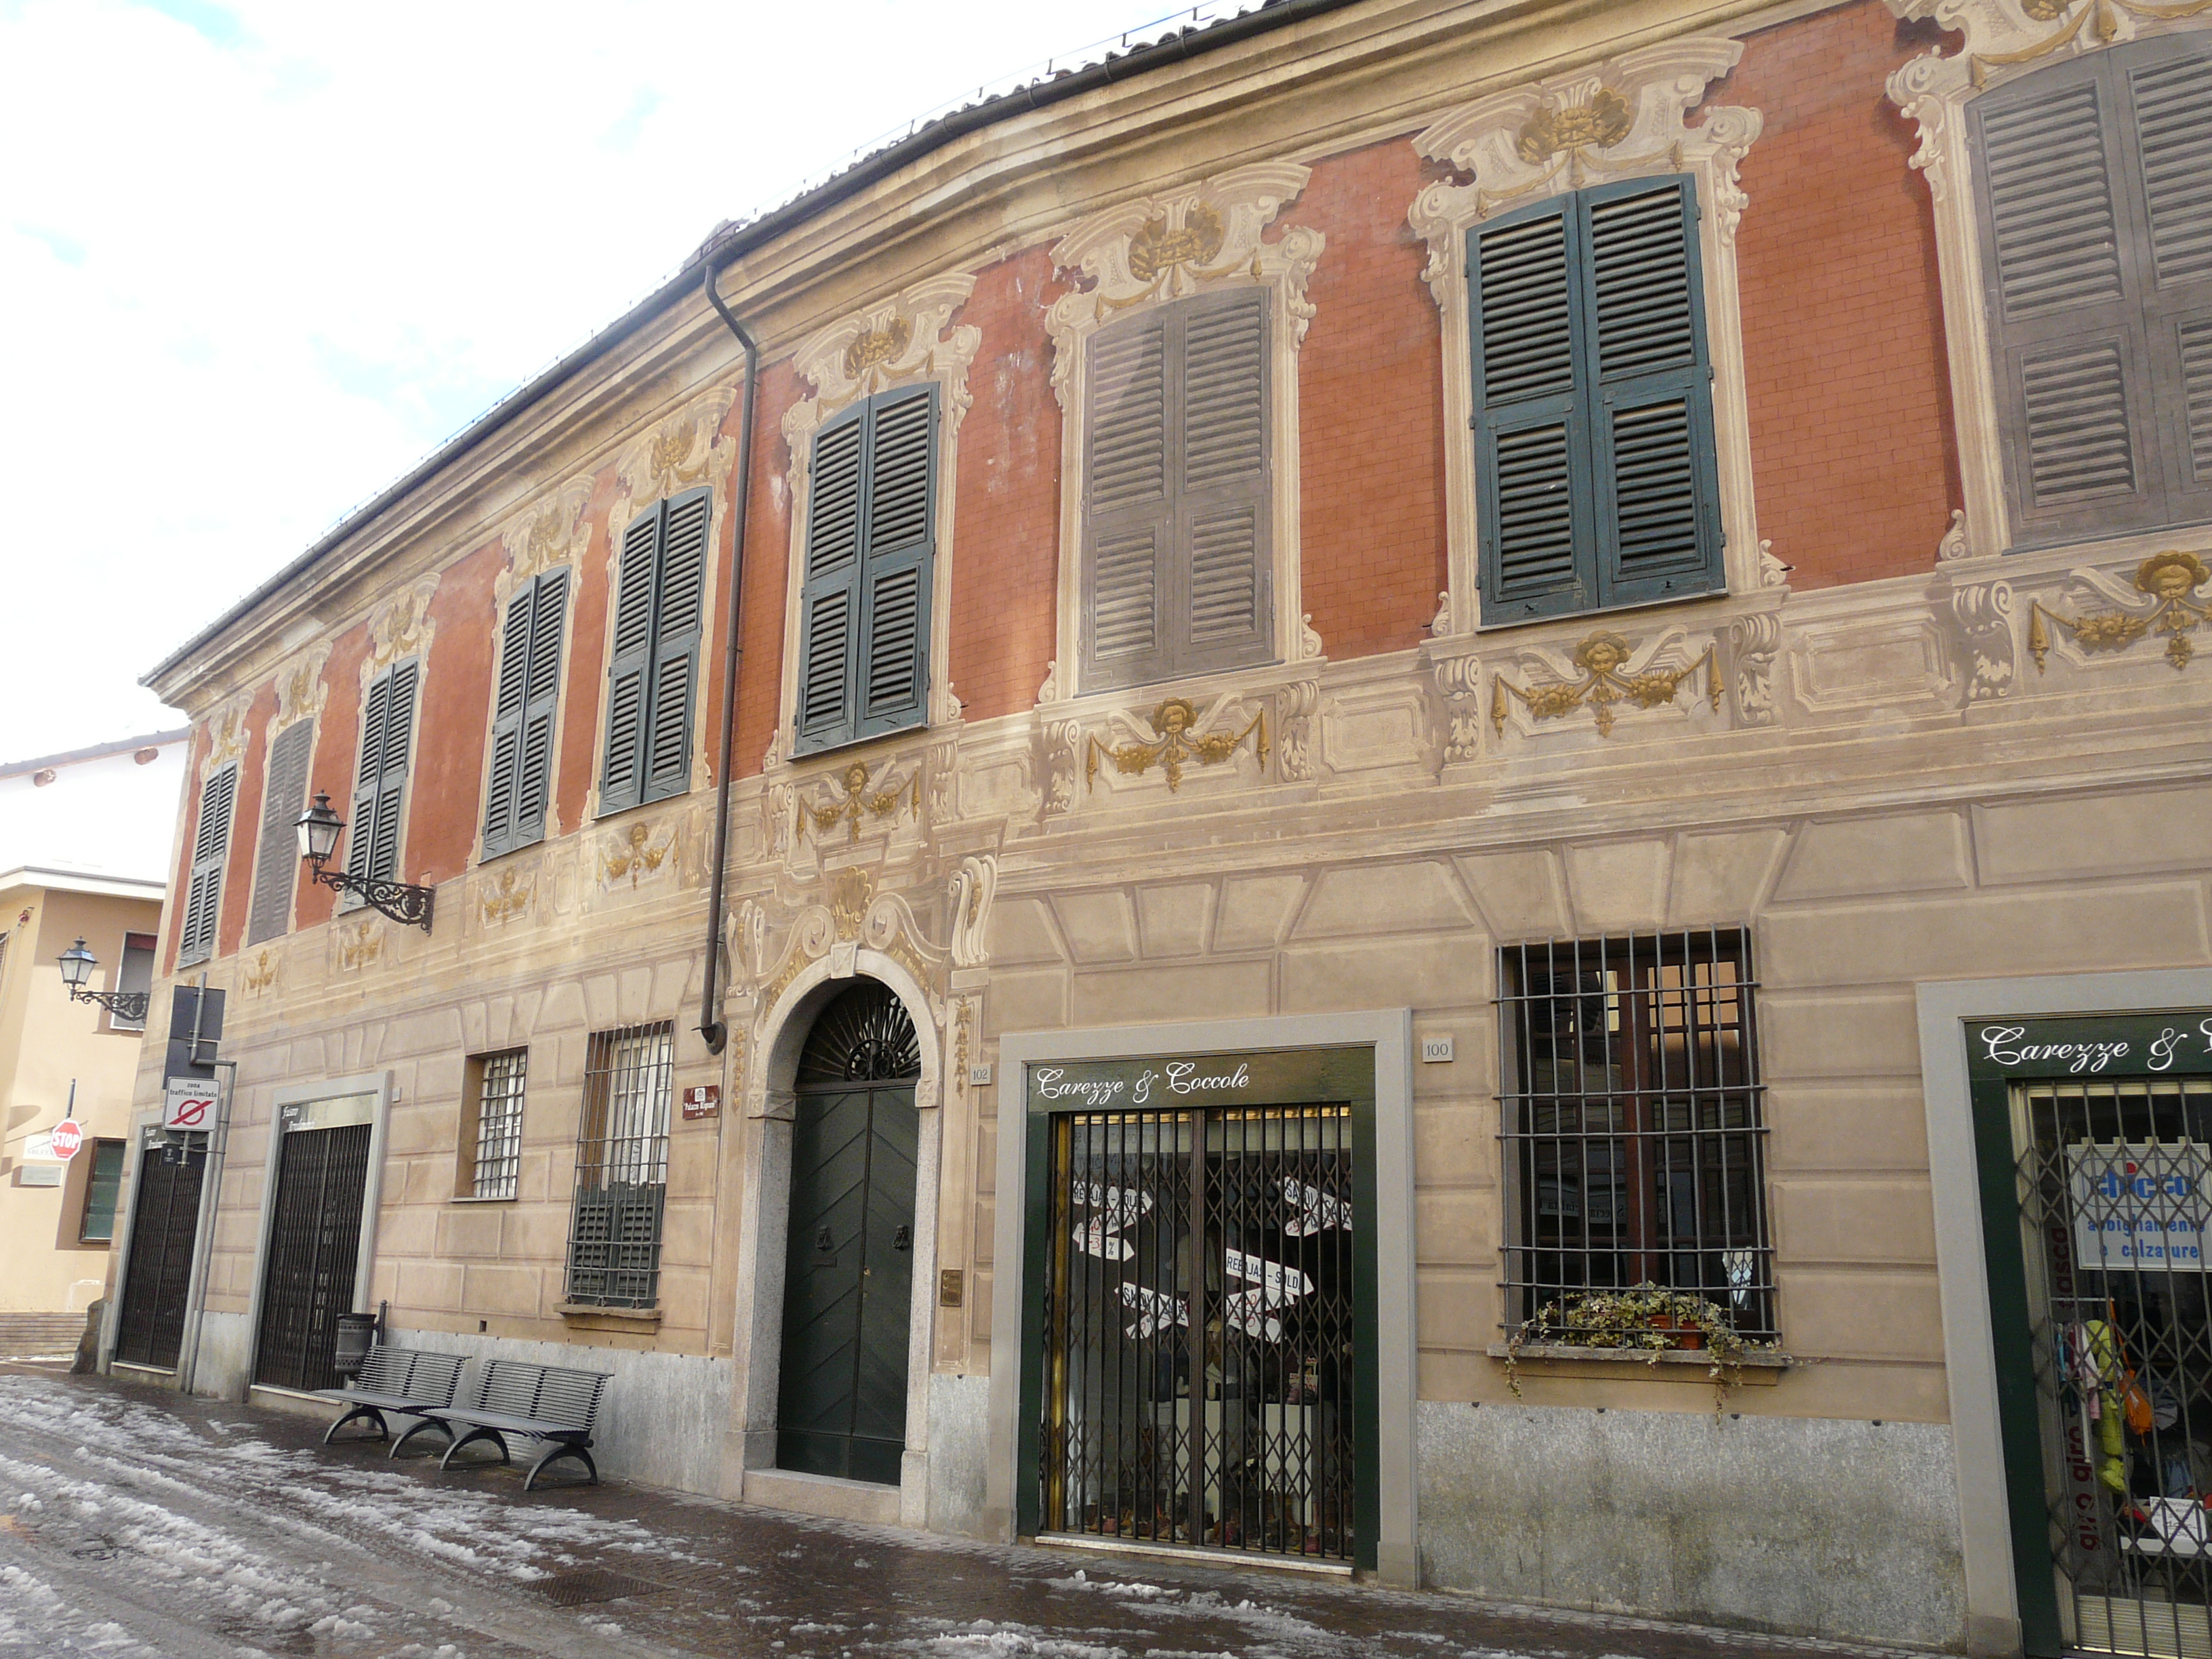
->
[[412, 1359, 612, 1490], [312, 1346, 466, 1451]]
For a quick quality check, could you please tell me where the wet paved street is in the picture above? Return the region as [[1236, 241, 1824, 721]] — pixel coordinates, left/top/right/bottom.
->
[[0, 1364, 1914, 1659]]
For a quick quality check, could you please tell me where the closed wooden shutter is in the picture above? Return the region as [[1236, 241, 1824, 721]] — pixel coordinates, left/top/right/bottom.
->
[[484, 567, 569, 856], [347, 660, 417, 890], [794, 386, 937, 755], [246, 721, 313, 944], [1469, 177, 1721, 621], [1081, 289, 1271, 690], [178, 762, 237, 966], [1973, 37, 2212, 544], [599, 489, 710, 811]]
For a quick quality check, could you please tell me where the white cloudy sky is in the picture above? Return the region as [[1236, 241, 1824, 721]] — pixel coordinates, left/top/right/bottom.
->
[[0, 0, 1223, 763]]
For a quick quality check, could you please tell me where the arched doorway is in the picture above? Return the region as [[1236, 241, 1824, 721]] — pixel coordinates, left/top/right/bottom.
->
[[777, 980, 920, 1484]]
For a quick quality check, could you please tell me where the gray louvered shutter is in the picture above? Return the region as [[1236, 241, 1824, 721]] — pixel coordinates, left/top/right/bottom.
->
[[857, 385, 936, 740], [1177, 289, 1273, 672], [1471, 199, 1596, 620], [363, 661, 416, 884], [481, 582, 535, 857], [513, 566, 568, 844], [346, 671, 391, 888], [246, 721, 313, 944], [178, 762, 237, 966], [1974, 58, 2158, 545], [599, 510, 659, 814], [2125, 40, 2212, 523], [796, 406, 867, 754], [1083, 312, 1172, 688], [644, 493, 708, 801], [1582, 176, 1724, 607]]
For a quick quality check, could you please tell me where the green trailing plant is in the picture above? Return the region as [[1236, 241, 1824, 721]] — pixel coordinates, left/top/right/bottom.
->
[[1502, 1284, 1780, 1414]]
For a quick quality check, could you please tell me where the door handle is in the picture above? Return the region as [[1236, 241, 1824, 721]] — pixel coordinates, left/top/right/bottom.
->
[[893, 1225, 912, 1252], [817, 1226, 835, 1254]]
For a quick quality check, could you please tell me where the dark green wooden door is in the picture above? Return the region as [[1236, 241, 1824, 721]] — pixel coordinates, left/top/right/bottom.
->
[[778, 984, 921, 1485]]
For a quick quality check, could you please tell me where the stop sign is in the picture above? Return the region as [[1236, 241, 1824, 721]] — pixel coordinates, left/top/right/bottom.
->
[[48, 1120, 83, 1161]]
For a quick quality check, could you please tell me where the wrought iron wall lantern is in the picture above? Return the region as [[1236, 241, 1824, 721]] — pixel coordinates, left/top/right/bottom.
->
[[56, 937, 149, 1023], [295, 790, 436, 930]]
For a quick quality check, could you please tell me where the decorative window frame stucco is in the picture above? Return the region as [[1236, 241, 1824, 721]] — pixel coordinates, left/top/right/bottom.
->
[[1882, 1, 2212, 562], [1410, 39, 1770, 635], [1044, 163, 1327, 699], [776, 273, 981, 751]]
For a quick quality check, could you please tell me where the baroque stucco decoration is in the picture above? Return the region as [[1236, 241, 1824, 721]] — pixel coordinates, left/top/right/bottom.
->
[[1490, 629, 1722, 739], [363, 577, 440, 686], [201, 693, 253, 769], [498, 474, 596, 592], [1045, 163, 1326, 686], [1409, 41, 1765, 634], [779, 274, 981, 735], [271, 642, 331, 733], [613, 386, 739, 528], [1881, 0, 2212, 559]]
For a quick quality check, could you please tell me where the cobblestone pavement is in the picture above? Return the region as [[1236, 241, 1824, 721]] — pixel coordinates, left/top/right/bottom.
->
[[0, 1365, 1917, 1659]]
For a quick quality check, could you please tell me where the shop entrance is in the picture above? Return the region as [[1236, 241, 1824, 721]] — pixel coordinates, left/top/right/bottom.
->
[[776, 982, 920, 1485], [1040, 1103, 1357, 1562], [1982, 1024, 2212, 1658], [253, 1119, 371, 1393], [113, 1134, 206, 1370]]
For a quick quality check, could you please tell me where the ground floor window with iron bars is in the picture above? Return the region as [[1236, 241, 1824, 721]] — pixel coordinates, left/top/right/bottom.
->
[[2013, 1074, 2212, 1659], [466, 1048, 527, 1201], [1498, 930, 1776, 1343], [1041, 1104, 1356, 1562], [565, 1023, 672, 1308]]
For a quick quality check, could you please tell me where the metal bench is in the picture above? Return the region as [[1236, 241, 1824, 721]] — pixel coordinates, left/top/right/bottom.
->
[[312, 1345, 466, 1450], [417, 1357, 612, 1490]]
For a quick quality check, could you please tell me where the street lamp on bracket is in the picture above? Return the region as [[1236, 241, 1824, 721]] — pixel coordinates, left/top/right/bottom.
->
[[295, 790, 436, 931], [56, 937, 150, 1023]]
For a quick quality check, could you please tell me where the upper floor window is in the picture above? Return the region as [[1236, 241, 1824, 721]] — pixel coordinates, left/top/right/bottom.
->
[[176, 761, 237, 967], [1971, 35, 2212, 548], [795, 384, 937, 755], [600, 491, 707, 813], [347, 659, 419, 897], [246, 719, 314, 945], [483, 567, 570, 857], [1081, 289, 1273, 691], [1470, 176, 1725, 624], [108, 932, 156, 1033]]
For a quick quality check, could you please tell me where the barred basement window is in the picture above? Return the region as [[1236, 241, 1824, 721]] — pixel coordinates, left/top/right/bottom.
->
[[1498, 929, 1775, 1340], [565, 1023, 673, 1308], [462, 1049, 527, 1201]]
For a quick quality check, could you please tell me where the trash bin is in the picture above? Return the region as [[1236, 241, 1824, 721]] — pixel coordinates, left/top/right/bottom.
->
[[333, 1312, 379, 1377]]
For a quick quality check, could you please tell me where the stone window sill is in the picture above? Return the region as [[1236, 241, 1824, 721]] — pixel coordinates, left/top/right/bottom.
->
[[1486, 1342, 1792, 1385], [557, 1303, 662, 1331]]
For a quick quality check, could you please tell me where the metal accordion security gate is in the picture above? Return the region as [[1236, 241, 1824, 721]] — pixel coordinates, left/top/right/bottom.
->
[[254, 1121, 372, 1393], [113, 1134, 207, 1370], [1040, 1103, 1356, 1563]]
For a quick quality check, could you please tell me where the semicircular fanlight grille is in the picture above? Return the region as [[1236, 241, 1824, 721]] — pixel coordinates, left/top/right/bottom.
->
[[796, 981, 920, 1086]]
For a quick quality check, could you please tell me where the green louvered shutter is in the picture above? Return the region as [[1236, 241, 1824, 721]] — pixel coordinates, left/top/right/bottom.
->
[[796, 389, 937, 755], [348, 660, 417, 890], [1083, 310, 1172, 688], [1471, 199, 1595, 620], [178, 762, 237, 967], [513, 566, 569, 842], [796, 407, 865, 754], [482, 582, 535, 857], [485, 567, 569, 855], [2125, 39, 2212, 526], [644, 493, 708, 801], [599, 511, 660, 814], [1582, 176, 1724, 607], [857, 386, 936, 741], [246, 721, 313, 944]]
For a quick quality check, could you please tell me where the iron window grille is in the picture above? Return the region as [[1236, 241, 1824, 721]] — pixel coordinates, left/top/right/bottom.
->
[[565, 1023, 673, 1308], [1497, 928, 1776, 1340], [470, 1050, 528, 1201]]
